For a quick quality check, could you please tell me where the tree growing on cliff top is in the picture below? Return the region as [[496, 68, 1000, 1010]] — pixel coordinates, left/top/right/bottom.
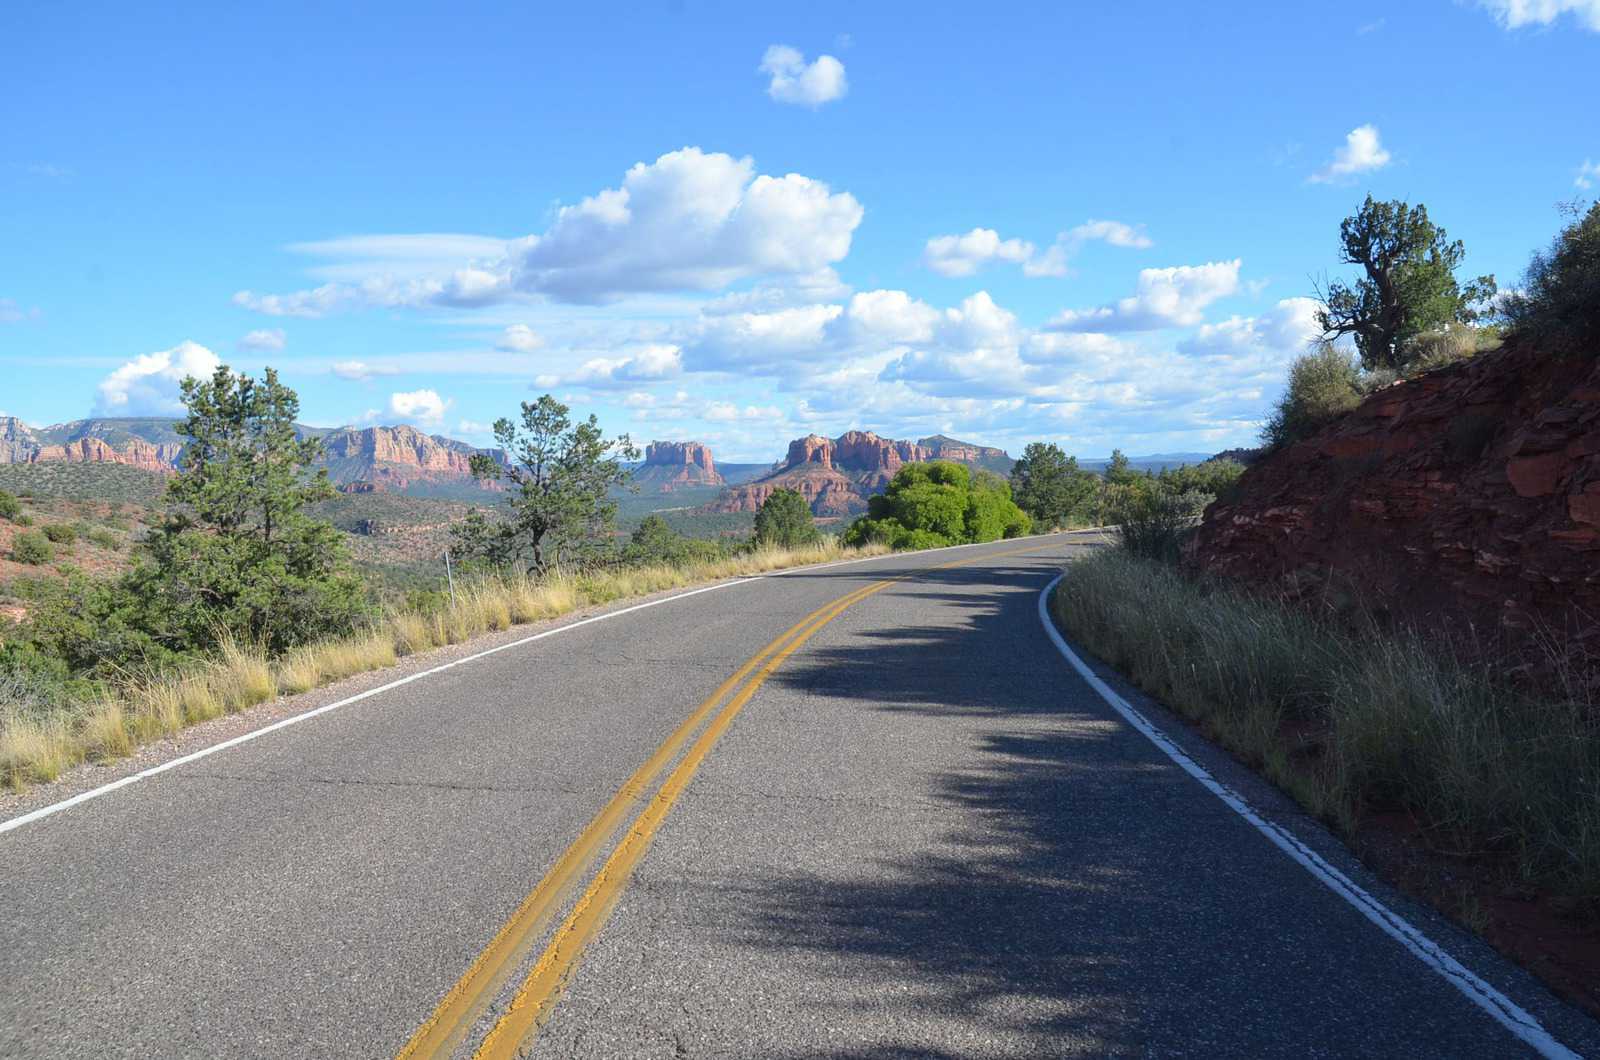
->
[[456, 394, 638, 574], [1317, 195, 1496, 373], [753, 488, 821, 550], [1503, 199, 1600, 359]]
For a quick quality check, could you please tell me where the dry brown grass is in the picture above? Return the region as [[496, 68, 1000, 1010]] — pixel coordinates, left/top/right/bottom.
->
[[0, 540, 890, 791]]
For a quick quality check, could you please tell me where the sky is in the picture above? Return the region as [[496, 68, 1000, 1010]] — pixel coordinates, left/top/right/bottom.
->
[[2, 1, 1597, 461]]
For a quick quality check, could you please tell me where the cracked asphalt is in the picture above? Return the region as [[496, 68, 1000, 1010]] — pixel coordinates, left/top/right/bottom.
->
[[1, 533, 1596, 1058]]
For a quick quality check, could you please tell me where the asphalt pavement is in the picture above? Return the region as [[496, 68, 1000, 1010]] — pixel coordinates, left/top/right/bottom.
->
[[1, 532, 1595, 1058]]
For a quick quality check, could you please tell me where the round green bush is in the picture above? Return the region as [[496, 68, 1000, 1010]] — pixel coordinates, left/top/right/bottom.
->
[[0, 490, 20, 522], [42, 523, 77, 545], [10, 530, 54, 565]]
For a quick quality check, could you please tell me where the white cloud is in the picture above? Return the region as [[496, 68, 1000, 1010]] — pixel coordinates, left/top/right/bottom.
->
[[1309, 125, 1392, 184], [289, 234, 509, 282], [1177, 297, 1322, 365], [923, 220, 1151, 278], [95, 341, 221, 415], [1026, 220, 1154, 278], [681, 303, 844, 372], [760, 45, 848, 106], [496, 324, 545, 352], [535, 344, 683, 388], [238, 328, 286, 352], [838, 289, 940, 344], [385, 389, 451, 429], [923, 229, 1034, 278], [331, 361, 401, 382], [1048, 260, 1243, 332], [1479, 0, 1600, 29], [1577, 159, 1600, 189], [237, 149, 863, 313]]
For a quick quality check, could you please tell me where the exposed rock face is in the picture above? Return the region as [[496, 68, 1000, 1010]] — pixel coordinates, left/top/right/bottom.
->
[[0, 417, 183, 473], [918, 434, 1014, 474], [633, 441, 724, 492], [0, 417, 504, 494], [317, 424, 498, 492], [712, 430, 1010, 516], [1188, 341, 1600, 667]]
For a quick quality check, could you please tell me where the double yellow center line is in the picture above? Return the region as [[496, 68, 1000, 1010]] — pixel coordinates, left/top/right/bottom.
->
[[400, 544, 1051, 1059]]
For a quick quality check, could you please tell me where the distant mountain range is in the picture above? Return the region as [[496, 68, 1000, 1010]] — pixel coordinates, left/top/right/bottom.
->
[[0, 416, 1231, 510]]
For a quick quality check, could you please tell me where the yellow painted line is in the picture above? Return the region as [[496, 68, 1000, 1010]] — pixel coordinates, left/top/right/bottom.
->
[[471, 542, 1056, 1058], [396, 579, 887, 1059]]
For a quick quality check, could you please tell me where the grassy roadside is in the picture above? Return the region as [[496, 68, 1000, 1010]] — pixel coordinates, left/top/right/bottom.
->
[[0, 540, 886, 791], [1050, 549, 1600, 902]]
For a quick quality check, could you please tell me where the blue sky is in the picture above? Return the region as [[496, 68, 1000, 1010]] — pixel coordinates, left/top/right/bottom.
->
[[2, 1, 1596, 460]]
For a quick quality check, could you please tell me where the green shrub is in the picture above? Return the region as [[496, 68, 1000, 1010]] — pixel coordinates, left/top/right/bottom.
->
[[1504, 200, 1600, 359], [752, 489, 821, 550], [86, 528, 120, 550], [0, 490, 20, 522], [41, 523, 77, 545], [1403, 321, 1500, 373], [844, 462, 1031, 549], [1261, 342, 1365, 448], [1112, 487, 1208, 565], [10, 531, 53, 566]]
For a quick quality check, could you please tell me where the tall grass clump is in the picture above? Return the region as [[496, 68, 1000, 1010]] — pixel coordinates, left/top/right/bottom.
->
[[1053, 548, 1600, 897]]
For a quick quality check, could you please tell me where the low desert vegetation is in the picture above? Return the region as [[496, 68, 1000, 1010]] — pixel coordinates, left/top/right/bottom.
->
[[1502, 198, 1600, 360], [0, 373, 895, 791], [1053, 549, 1600, 898]]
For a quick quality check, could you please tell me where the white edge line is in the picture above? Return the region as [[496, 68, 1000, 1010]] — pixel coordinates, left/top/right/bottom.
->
[[1036, 572, 1580, 1060], [0, 532, 1084, 838]]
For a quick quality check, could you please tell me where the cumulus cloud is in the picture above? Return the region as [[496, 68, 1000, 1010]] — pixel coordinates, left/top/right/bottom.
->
[[923, 220, 1151, 279], [923, 229, 1034, 278], [1048, 260, 1243, 332], [1025, 220, 1154, 278], [1577, 159, 1600, 189], [535, 344, 683, 388], [1309, 125, 1392, 184], [1479, 0, 1600, 30], [238, 328, 286, 352], [1177, 297, 1322, 364], [385, 389, 451, 429], [760, 45, 848, 106], [95, 341, 221, 415], [236, 149, 863, 312], [496, 324, 545, 352]]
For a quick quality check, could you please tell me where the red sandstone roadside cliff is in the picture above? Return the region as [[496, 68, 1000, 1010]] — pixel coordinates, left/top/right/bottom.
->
[[1188, 340, 1600, 658]]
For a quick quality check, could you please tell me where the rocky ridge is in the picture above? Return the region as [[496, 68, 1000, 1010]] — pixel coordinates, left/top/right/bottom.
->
[[1188, 340, 1600, 668]]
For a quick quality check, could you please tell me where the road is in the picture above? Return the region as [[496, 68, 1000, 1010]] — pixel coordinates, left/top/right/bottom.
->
[[0, 532, 1595, 1058]]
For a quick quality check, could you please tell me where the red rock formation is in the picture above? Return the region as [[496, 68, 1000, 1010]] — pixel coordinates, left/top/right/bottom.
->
[[713, 430, 947, 516], [32, 436, 181, 472], [1188, 340, 1600, 668], [634, 441, 724, 491]]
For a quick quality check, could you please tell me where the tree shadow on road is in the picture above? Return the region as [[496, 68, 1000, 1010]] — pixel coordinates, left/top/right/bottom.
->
[[717, 558, 1506, 1058]]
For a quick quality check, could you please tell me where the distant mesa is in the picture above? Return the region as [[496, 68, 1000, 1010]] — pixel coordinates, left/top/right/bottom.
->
[[632, 441, 725, 492], [710, 430, 1013, 517], [0, 417, 504, 497]]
